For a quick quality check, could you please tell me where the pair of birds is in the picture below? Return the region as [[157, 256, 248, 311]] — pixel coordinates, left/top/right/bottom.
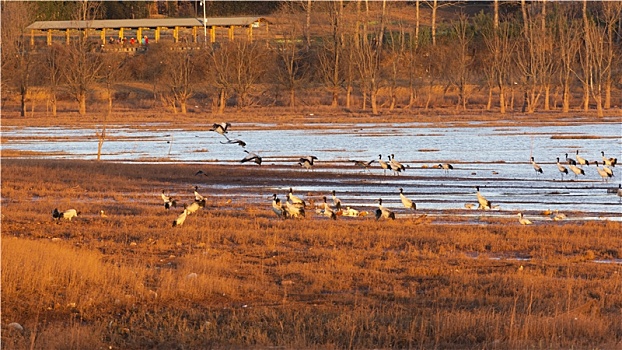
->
[[210, 122, 263, 165], [377, 154, 406, 175], [166, 186, 207, 227], [272, 188, 306, 219], [52, 208, 79, 221]]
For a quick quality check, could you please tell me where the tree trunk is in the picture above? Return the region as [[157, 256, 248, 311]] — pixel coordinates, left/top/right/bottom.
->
[[290, 88, 295, 108], [20, 87, 27, 117], [544, 85, 550, 111], [346, 85, 352, 108], [218, 89, 226, 114], [562, 83, 570, 113], [486, 87, 492, 111], [499, 85, 506, 114], [79, 92, 87, 116], [415, 0, 420, 48]]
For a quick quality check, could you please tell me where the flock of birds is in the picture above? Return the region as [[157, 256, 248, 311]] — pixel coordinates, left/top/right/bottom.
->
[[51, 123, 621, 227]]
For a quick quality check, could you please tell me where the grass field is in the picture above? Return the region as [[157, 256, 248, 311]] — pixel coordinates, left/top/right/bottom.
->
[[2, 159, 621, 349]]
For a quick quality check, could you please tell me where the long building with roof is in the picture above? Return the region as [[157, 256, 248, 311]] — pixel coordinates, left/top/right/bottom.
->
[[25, 17, 269, 46]]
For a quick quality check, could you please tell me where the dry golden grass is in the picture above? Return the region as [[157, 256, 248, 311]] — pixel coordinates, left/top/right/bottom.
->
[[2, 159, 622, 349]]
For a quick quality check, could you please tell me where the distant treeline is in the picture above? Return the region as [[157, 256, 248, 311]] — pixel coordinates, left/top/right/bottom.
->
[[2, 1, 621, 117]]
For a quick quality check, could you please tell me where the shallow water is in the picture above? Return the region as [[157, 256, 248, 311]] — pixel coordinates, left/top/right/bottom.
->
[[2, 122, 621, 221]]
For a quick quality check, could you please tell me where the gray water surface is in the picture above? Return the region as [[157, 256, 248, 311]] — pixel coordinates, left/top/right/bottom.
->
[[3, 122, 621, 221]]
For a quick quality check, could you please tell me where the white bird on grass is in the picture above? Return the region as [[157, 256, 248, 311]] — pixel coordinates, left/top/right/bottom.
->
[[321, 196, 337, 220], [517, 212, 532, 225], [52, 208, 79, 221], [172, 209, 188, 227], [285, 200, 305, 218], [287, 188, 305, 208], [375, 198, 396, 220], [272, 194, 288, 219]]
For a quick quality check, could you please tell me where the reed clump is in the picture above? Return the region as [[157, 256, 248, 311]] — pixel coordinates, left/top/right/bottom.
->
[[2, 159, 621, 349]]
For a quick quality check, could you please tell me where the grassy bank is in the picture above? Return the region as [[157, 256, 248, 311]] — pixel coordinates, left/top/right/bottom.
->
[[2, 159, 621, 349]]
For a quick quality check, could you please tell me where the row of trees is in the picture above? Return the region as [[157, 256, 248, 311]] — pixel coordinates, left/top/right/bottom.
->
[[2, 1, 621, 118]]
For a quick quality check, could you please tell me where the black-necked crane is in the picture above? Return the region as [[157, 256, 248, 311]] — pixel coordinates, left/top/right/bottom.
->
[[186, 199, 206, 215], [594, 161, 613, 182], [565, 153, 577, 166], [350, 159, 374, 172], [322, 196, 337, 220], [375, 198, 395, 220], [530, 157, 543, 175], [195, 170, 208, 176], [52, 208, 79, 221], [298, 156, 318, 170], [556, 157, 568, 181], [241, 150, 262, 165], [285, 200, 305, 218], [172, 208, 188, 227], [618, 184, 622, 200], [287, 188, 306, 208], [575, 150, 589, 166], [439, 163, 453, 173], [399, 188, 416, 211], [568, 164, 585, 178], [210, 122, 231, 135], [331, 190, 342, 211], [161, 190, 177, 209], [390, 154, 406, 175], [378, 154, 390, 175], [194, 186, 205, 201], [517, 212, 533, 225], [552, 210, 566, 221], [603, 164, 614, 178], [220, 135, 246, 147], [601, 151, 617, 167], [475, 186, 492, 210], [272, 194, 287, 219]]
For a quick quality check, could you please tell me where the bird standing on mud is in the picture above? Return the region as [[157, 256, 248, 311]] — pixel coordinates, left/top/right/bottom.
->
[[399, 188, 416, 211], [475, 186, 492, 210]]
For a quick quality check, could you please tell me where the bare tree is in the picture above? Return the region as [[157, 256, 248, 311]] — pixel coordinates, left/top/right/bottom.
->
[[552, 4, 581, 113], [601, 1, 622, 109], [230, 40, 267, 109], [273, 4, 308, 108], [1, 2, 35, 117], [60, 1, 104, 116], [316, 0, 344, 108], [205, 43, 232, 114], [516, 1, 554, 113], [449, 13, 474, 110], [160, 45, 199, 114], [40, 45, 65, 117], [353, 0, 387, 114]]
